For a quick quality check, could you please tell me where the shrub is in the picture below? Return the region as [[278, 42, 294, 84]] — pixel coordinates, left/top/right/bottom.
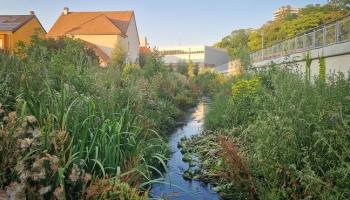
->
[[109, 40, 128, 68], [193, 66, 350, 199], [0, 36, 198, 199]]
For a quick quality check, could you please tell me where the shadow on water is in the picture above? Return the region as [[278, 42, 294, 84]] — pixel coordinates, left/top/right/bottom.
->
[[149, 97, 222, 200]]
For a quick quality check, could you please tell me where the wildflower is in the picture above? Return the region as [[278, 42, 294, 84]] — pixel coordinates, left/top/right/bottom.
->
[[31, 168, 46, 181], [83, 173, 92, 183], [14, 128, 25, 138], [6, 182, 26, 200], [2, 115, 8, 123], [19, 138, 34, 150], [0, 189, 6, 200], [46, 154, 59, 172], [19, 170, 30, 182], [32, 157, 45, 169], [26, 115, 37, 126], [69, 164, 81, 183], [53, 187, 64, 200], [39, 185, 52, 195], [31, 129, 41, 138], [8, 112, 17, 125]]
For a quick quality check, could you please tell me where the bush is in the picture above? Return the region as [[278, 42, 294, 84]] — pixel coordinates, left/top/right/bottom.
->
[[193, 65, 350, 199], [0, 36, 198, 199]]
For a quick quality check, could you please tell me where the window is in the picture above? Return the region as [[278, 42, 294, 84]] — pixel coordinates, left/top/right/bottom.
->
[[0, 39, 3, 49]]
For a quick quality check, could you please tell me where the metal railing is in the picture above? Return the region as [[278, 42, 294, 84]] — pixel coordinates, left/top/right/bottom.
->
[[250, 14, 350, 63]]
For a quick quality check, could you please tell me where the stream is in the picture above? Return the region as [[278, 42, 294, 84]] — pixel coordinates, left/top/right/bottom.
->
[[149, 98, 222, 200]]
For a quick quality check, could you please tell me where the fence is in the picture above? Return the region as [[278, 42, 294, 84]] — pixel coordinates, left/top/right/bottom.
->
[[250, 15, 350, 63]]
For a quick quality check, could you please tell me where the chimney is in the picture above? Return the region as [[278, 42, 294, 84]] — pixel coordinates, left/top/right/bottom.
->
[[29, 11, 35, 15], [63, 7, 69, 15]]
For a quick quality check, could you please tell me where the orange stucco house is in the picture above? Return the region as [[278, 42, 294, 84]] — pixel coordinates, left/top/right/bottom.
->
[[0, 12, 46, 51]]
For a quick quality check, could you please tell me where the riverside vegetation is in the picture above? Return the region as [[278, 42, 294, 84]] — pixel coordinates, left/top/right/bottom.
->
[[0, 36, 198, 199], [181, 64, 350, 199]]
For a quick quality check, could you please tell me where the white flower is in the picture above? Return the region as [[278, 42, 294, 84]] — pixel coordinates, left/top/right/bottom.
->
[[69, 164, 81, 183], [19, 138, 34, 150], [39, 185, 52, 195]]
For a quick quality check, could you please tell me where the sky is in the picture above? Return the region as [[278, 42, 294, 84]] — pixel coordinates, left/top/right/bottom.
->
[[0, 0, 328, 47]]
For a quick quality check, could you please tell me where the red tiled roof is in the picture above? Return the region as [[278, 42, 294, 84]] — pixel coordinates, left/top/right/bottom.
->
[[48, 11, 134, 37], [140, 46, 151, 55]]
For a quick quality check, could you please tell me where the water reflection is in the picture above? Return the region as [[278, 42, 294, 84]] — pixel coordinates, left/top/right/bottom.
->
[[149, 98, 221, 200]]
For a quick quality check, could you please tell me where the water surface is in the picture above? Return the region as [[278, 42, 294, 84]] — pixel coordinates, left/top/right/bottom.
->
[[150, 98, 222, 200]]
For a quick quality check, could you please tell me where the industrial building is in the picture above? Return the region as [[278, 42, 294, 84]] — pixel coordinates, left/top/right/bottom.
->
[[157, 45, 230, 68]]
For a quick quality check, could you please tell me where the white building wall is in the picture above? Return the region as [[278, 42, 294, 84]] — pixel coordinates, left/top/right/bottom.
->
[[158, 46, 205, 64], [158, 45, 229, 67], [72, 16, 140, 64], [123, 15, 140, 63], [73, 34, 118, 57]]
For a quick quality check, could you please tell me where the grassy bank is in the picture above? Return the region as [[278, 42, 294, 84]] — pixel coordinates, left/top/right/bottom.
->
[[186, 65, 350, 199], [0, 37, 198, 199]]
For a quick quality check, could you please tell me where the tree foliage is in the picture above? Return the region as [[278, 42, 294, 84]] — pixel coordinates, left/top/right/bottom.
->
[[215, 29, 251, 68], [216, 1, 349, 67], [110, 40, 128, 68]]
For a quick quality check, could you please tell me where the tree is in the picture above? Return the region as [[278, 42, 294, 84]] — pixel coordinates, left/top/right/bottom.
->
[[110, 40, 127, 68], [215, 29, 251, 68], [187, 60, 195, 78], [328, 0, 350, 10]]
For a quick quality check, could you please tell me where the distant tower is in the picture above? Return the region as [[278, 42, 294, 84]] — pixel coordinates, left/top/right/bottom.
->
[[140, 37, 149, 47]]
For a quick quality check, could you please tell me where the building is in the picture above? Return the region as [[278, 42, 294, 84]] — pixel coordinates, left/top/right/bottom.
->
[[273, 5, 299, 20], [48, 7, 140, 66], [139, 36, 151, 55], [157, 45, 230, 68], [140, 36, 149, 47], [0, 12, 46, 51]]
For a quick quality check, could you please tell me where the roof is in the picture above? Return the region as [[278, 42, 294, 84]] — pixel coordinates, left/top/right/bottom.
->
[[140, 46, 151, 55], [0, 15, 34, 32], [82, 40, 110, 63], [48, 11, 134, 37]]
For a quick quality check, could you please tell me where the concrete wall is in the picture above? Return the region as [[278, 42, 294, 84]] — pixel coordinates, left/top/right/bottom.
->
[[214, 60, 242, 75], [204, 46, 230, 67], [252, 41, 350, 78]]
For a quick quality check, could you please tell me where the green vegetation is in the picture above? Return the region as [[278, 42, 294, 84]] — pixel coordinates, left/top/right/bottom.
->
[[319, 55, 326, 82], [215, 1, 349, 68], [0, 36, 198, 199], [305, 51, 312, 81], [185, 65, 350, 199], [110, 40, 128, 68]]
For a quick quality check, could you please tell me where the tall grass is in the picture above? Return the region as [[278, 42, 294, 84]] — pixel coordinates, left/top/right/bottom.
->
[[0, 36, 197, 198], [191, 65, 350, 199]]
